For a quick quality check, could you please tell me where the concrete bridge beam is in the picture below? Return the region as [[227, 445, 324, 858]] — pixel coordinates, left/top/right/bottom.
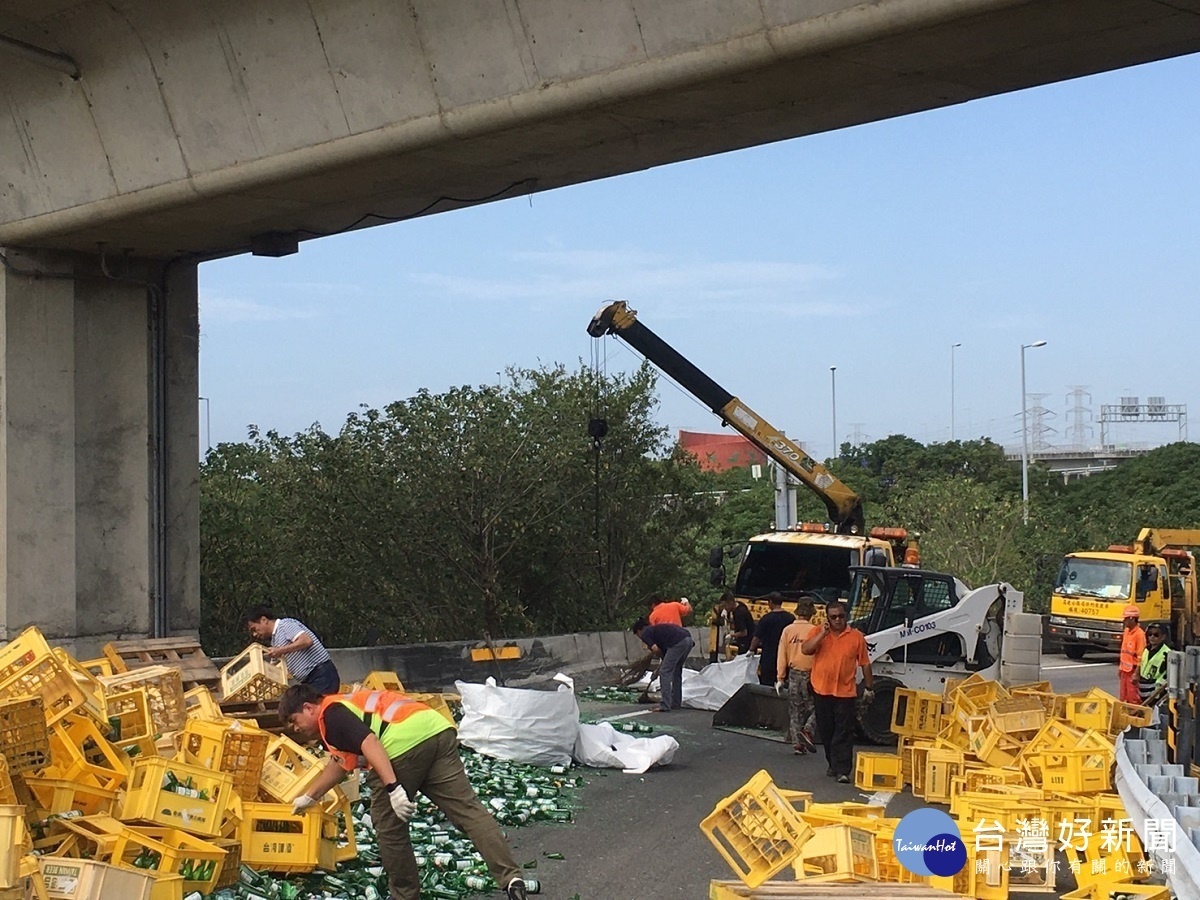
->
[[0, 250, 198, 646]]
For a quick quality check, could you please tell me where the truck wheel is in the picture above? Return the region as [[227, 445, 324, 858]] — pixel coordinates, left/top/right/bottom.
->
[[1064, 645, 1086, 660], [856, 677, 901, 746]]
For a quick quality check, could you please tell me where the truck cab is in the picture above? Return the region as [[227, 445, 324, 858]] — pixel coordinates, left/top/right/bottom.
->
[[1048, 530, 1198, 659], [708, 525, 910, 658]]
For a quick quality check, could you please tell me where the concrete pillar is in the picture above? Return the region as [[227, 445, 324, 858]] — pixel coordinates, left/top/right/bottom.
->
[[0, 248, 199, 650]]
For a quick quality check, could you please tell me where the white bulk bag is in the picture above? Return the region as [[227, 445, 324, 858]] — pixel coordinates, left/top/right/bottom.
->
[[455, 675, 579, 767]]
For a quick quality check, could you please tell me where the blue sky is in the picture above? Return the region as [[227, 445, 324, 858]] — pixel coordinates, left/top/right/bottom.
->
[[199, 54, 1200, 460]]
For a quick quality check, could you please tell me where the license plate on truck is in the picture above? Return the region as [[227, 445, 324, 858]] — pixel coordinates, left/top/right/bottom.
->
[[1075, 630, 1089, 639]]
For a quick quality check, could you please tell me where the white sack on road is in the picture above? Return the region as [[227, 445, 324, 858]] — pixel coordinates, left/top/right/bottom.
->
[[574, 721, 678, 773]]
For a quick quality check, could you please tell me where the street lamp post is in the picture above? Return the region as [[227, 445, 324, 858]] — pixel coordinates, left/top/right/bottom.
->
[[1020, 340, 1047, 523], [950, 342, 962, 441], [830, 366, 837, 459]]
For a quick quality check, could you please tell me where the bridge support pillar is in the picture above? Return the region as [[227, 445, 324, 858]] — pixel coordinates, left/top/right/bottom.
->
[[0, 248, 199, 653]]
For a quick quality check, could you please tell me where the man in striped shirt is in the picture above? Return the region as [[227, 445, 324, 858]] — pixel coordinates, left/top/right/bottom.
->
[[245, 606, 341, 694]]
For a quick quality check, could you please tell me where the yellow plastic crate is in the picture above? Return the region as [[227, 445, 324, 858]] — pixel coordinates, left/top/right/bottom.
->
[[132, 828, 228, 896], [220, 645, 288, 704], [49, 814, 226, 897], [1110, 701, 1152, 732], [22, 777, 121, 818], [182, 687, 227, 724], [16, 855, 47, 900], [1025, 719, 1085, 754], [0, 628, 94, 726], [178, 719, 269, 801], [321, 791, 358, 864], [924, 747, 965, 804], [49, 650, 108, 724], [1011, 685, 1069, 720], [46, 714, 130, 792], [967, 726, 1022, 768], [238, 802, 337, 874], [119, 758, 233, 837], [961, 766, 1027, 793], [1065, 694, 1115, 732], [989, 696, 1046, 734], [105, 687, 154, 744], [0, 756, 14, 806], [949, 673, 1010, 718], [699, 769, 816, 888], [890, 688, 942, 739], [99, 667, 186, 734], [792, 824, 878, 883], [905, 741, 934, 798], [1024, 749, 1112, 794], [0, 696, 50, 773], [854, 751, 903, 791], [361, 671, 405, 692], [0, 805, 22, 889], [257, 735, 331, 804], [36, 859, 154, 900]]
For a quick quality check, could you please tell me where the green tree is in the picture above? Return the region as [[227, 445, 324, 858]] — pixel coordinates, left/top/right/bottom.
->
[[883, 474, 1027, 594]]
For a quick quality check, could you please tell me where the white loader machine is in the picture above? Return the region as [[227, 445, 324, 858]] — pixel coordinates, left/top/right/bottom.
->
[[713, 565, 1043, 744]]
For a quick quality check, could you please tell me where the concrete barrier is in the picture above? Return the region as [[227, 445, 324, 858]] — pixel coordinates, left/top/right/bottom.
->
[[323, 626, 708, 691]]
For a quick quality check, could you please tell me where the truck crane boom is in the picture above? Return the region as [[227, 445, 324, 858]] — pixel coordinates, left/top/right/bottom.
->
[[588, 300, 864, 533]]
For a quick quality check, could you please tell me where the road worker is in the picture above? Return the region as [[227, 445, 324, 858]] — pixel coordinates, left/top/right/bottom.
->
[[280, 684, 529, 900]]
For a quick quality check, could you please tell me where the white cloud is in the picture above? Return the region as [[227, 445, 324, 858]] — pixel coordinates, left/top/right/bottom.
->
[[405, 248, 855, 317], [199, 294, 321, 324]]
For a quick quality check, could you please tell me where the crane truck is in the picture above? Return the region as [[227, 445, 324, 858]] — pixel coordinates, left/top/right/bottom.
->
[[587, 300, 918, 647], [588, 300, 1043, 741], [1048, 528, 1200, 659]]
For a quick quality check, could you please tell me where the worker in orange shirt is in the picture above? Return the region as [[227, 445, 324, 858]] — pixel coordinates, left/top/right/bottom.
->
[[1118, 604, 1146, 704], [802, 600, 873, 783], [648, 594, 693, 627], [776, 597, 818, 754]]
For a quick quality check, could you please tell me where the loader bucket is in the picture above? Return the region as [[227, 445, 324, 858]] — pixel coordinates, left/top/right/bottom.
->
[[712, 683, 790, 742]]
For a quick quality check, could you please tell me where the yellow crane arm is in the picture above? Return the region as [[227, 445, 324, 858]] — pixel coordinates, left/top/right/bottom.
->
[[588, 300, 865, 533]]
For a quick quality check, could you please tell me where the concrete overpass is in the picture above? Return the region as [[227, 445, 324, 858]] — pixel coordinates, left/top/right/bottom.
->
[[2, 0, 1199, 648]]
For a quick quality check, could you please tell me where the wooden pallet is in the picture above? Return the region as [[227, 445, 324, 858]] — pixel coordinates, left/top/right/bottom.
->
[[709, 882, 953, 899], [102, 637, 222, 690]]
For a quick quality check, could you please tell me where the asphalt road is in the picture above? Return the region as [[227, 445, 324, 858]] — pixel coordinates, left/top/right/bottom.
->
[[497, 651, 1121, 900]]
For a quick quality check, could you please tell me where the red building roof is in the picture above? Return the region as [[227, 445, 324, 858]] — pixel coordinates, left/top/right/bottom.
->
[[678, 430, 768, 472]]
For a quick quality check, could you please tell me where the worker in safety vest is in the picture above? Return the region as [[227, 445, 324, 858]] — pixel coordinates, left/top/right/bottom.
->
[[280, 684, 529, 900], [1138, 624, 1170, 705], [1118, 604, 1146, 704]]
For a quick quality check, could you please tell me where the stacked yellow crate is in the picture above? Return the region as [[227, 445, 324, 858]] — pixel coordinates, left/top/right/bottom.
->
[[0, 627, 364, 900], [702, 677, 1162, 897]]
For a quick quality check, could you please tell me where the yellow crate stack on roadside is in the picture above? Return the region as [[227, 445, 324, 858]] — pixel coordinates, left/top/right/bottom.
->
[[704, 676, 1167, 898], [0, 627, 382, 900]]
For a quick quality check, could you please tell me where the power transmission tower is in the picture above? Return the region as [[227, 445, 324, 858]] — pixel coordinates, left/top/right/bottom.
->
[[1027, 393, 1057, 452], [1064, 386, 1093, 450]]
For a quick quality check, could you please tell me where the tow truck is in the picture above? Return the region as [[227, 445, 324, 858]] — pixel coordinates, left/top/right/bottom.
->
[[586, 300, 918, 646], [587, 301, 1042, 741]]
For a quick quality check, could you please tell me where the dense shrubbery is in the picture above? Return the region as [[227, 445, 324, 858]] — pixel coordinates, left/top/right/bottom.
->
[[199, 365, 1200, 651]]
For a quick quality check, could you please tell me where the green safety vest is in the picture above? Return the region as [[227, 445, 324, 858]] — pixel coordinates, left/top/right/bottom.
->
[[1140, 642, 1169, 683], [319, 690, 453, 771]]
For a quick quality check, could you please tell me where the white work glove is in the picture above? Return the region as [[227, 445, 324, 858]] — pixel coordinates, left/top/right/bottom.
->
[[291, 794, 317, 815], [774, 681, 785, 696], [862, 688, 875, 704], [387, 784, 417, 822]]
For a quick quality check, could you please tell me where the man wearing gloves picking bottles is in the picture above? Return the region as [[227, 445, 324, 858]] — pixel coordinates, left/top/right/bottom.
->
[[279, 683, 530, 900]]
